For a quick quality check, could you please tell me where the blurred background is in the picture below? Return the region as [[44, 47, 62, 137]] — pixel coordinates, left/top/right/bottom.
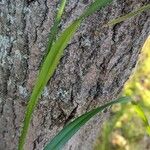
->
[[94, 36, 150, 150]]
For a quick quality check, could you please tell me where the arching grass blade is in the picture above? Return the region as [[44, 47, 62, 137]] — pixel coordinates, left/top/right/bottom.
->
[[80, 0, 112, 20], [133, 103, 150, 136], [18, 1, 113, 149], [18, 19, 81, 150], [43, 0, 67, 60], [105, 4, 150, 27], [44, 97, 130, 150]]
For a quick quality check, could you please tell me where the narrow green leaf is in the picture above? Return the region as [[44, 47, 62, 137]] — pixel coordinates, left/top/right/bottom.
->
[[80, 0, 112, 20], [105, 4, 150, 27], [44, 97, 130, 150], [43, 0, 67, 60], [133, 103, 150, 136], [18, 19, 81, 150], [18, 1, 112, 149], [56, 0, 67, 21]]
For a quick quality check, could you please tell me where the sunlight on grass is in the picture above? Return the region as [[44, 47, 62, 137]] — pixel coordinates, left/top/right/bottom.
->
[[124, 35, 150, 107], [94, 36, 150, 150]]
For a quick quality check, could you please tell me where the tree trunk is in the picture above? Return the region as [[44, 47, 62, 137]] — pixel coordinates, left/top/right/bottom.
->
[[0, 0, 149, 150]]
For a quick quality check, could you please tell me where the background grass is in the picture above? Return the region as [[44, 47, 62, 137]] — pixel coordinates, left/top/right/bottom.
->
[[94, 36, 150, 150]]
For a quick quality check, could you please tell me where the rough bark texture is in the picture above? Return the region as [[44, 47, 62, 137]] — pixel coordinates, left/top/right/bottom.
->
[[0, 0, 150, 150]]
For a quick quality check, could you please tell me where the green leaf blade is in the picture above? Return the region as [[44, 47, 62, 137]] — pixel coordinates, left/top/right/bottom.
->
[[44, 97, 130, 150], [106, 4, 150, 27], [133, 104, 150, 136], [56, 0, 67, 21], [80, 0, 112, 20], [43, 0, 67, 60], [18, 19, 81, 150], [18, 1, 113, 149]]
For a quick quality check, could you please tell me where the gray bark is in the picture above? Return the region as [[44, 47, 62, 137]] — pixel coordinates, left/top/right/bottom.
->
[[0, 0, 149, 150]]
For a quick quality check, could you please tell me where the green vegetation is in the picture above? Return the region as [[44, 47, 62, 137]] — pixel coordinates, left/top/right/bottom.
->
[[95, 37, 150, 150], [43, 0, 67, 60], [18, 0, 150, 149], [105, 4, 150, 27], [44, 97, 130, 150], [18, 1, 113, 149]]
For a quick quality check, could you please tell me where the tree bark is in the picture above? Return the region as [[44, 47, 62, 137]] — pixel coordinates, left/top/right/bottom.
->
[[0, 0, 149, 150]]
